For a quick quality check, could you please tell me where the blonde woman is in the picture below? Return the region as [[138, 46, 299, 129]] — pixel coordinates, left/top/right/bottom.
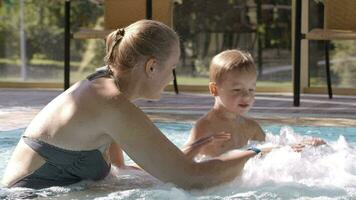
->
[[2, 20, 266, 189]]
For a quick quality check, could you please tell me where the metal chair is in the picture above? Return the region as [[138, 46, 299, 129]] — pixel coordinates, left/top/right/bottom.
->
[[294, 0, 356, 106]]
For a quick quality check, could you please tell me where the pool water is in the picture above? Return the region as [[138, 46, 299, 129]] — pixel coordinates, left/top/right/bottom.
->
[[1, 122, 356, 200]]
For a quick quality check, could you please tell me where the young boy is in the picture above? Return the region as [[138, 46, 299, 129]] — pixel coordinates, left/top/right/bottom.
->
[[183, 49, 323, 158]]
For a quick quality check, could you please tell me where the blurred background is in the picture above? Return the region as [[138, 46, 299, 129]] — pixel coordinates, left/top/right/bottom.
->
[[0, 0, 355, 90]]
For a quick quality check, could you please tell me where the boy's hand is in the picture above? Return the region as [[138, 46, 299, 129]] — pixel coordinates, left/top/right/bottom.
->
[[182, 132, 231, 159], [184, 132, 231, 151], [202, 131, 231, 147]]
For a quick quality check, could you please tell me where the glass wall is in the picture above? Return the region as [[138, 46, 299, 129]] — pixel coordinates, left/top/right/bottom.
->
[[309, 1, 356, 89], [174, 0, 292, 87], [0, 0, 292, 88], [0, 1, 104, 84]]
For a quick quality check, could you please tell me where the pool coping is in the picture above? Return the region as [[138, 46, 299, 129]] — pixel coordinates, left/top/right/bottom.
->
[[145, 110, 356, 127], [1, 107, 356, 132]]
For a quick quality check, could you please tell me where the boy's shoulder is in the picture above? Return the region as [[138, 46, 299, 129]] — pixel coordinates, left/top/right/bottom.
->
[[240, 116, 265, 141], [194, 114, 211, 130], [191, 114, 214, 137]]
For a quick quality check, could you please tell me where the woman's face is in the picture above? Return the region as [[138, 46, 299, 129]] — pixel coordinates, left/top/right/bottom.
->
[[145, 43, 180, 99]]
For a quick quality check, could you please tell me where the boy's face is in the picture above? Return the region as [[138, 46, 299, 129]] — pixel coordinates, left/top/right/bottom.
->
[[213, 69, 257, 115]]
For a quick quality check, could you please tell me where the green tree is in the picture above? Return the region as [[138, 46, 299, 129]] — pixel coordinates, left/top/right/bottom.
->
[[331, 41, 356, 87], [0, 1, 103, 61]]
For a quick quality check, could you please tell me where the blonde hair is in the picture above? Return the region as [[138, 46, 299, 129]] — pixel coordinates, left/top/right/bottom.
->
[[209, 49, 256, 83], [104, 20, 179, 72]]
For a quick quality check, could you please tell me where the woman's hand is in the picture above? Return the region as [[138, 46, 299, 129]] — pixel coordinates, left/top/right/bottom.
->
[[291, 137, 326, 152], [290, 137, 326, 152], [291, 143, 306, 152], [301, 137, 326, 146]]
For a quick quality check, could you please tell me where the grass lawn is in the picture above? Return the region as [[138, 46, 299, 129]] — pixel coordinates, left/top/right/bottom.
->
[[0, 74, 293, 89]]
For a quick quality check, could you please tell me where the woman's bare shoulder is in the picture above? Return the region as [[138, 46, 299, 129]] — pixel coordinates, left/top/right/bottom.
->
[[76, 79, 128, 112]]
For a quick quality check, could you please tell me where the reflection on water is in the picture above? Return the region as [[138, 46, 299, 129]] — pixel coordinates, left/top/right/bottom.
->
[[0, 123, 356, 199]]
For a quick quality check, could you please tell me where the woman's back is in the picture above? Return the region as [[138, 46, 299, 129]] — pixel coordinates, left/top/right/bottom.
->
[[23, 79, 120, 151]]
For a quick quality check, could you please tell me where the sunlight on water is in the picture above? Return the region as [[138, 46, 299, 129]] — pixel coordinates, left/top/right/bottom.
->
[[0, 122, 355, 199]]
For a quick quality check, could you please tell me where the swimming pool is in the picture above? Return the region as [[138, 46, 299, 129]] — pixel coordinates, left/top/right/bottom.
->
[[1, 122, 355, 199]]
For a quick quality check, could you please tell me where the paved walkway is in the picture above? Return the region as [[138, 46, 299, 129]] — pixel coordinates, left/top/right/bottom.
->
[[136, 92, 356, 126], [0, 89, 356, 130]]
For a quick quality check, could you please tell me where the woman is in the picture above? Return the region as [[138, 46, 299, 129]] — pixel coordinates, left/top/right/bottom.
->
[[1, 20, 265, 189]]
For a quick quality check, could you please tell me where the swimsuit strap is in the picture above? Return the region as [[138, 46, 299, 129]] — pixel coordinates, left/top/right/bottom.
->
[[86, 66, 111, 81], [87, 66, 121, 89]]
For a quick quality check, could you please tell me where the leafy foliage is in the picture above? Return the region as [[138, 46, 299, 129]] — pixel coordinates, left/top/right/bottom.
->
[[0, 0, 103, 61], [331, 41, 356, 87]]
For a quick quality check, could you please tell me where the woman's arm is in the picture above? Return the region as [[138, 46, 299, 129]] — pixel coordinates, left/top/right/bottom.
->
[[104, 97, 260, 189]]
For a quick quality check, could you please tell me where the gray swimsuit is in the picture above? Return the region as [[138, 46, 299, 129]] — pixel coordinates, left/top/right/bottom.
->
[[12, 67, 113, 189]]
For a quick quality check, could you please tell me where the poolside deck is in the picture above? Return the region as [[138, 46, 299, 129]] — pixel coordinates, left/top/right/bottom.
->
[[0, 89, 356, 131]]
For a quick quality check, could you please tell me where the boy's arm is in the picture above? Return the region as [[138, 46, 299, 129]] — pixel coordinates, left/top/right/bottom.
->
[[182, 137, 207, 160], [109, 142, 142, 170], [182, 122, 209, 160], [183, 118, 220, 159], [109, 142, 125, 168], [249, 121, 325, 151]]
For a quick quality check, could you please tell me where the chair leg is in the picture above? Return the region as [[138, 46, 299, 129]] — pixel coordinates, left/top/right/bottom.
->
[[324, 41, 333, 99], [172, 69, 179, 94], [64, 0, 71, 90], [293, 0, 302, 106]]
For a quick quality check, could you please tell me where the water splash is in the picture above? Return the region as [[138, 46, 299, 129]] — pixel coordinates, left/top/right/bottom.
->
[[239, 126, 356, 199]]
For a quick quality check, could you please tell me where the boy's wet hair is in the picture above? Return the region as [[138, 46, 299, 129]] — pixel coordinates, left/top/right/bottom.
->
[[104, 20, 179, 73], [209, 49, 256, 83]]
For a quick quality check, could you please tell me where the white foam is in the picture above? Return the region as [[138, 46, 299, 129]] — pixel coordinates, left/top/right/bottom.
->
[[241, 127, 356, 190]]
